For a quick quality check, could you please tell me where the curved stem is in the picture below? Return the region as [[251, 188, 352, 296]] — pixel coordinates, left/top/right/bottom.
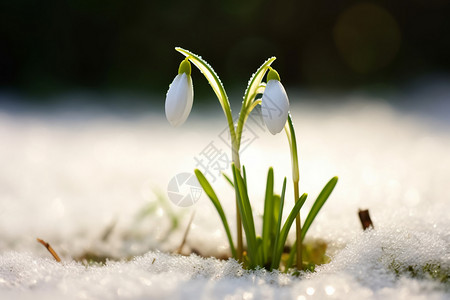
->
[[175, 47, 245, 260], [248, 99, 262, 114], [231, 144, 243, 261], [236, 57, 275, 150], [175, 49, 277, 263], [175, 48, 238, 152], [293, 180, 301, 270], [285, 114, 302, 270], [235, 99, 262, 150]]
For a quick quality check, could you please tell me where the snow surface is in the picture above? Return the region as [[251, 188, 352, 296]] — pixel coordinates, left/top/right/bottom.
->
[[0, 94, 449, 299]]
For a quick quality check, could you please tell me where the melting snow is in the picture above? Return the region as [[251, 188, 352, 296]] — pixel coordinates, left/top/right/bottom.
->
[[0, 94, 449, 299]]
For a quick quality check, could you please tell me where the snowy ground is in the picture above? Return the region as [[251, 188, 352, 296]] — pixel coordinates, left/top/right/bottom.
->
[[0, 92, 449, 299]]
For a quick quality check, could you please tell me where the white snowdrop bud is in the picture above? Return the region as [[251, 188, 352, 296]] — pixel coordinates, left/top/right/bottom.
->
[[261, 68, 290, 134], [165, 59, 194, 127]]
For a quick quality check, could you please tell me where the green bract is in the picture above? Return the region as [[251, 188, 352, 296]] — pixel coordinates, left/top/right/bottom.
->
[[178, 58, 191, 76], [166, 47, 338, 271], [267, 67, 281, 81]]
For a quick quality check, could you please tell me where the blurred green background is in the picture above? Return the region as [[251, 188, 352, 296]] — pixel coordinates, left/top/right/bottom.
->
[[0, 0, 449, 103]]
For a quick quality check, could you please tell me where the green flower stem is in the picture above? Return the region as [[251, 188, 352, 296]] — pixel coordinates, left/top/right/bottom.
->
[[234, 73, 270, 256], [293, 181, 302, 270], [248, 99, 262, 114], [175, 47, 244, 261], [236, 57, 276, 149], [285, 114, 299, 183], [285, 114, 302, 270], [173, 48, 337, 271], [174, 49, 277, 263], [175, 48, 238, 150], [231, 139, 243, 261], [235, 99, 262, 150]]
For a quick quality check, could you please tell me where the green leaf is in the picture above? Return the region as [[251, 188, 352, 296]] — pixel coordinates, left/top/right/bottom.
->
[[175, 47, 230, 114], [222, 172, 234, 188], [271, 195, 281, 241], [270, 178, 287, 270], [285, 243, 296, 270], [286, 178, 337, 268], [242, 165, 248, 185], [261, 168, 274, 263], [235, 57, 276, 148], [176, 47, 237, 150], [243, 57, 276, 107], [232, 164, 258, 267], [272, 193, 308, 270], [287, 177, 338, 267], [302, 176, 338, 238], [255, 83, 266, 96], [284, 193, 309, 270], [194, 169, 236, 258], [287, 114, 299, 183], [256, 236, 263, 267]]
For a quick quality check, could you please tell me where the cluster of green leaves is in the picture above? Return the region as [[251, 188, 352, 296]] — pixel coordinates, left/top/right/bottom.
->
[[195, 166, 337, 270], [388, 259, 449, 285], [175, 47, 338, 271]]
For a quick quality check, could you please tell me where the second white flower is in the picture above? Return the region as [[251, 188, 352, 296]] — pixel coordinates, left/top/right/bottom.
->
[[261, 77, 290, 135], [165, 71, 194, 127]]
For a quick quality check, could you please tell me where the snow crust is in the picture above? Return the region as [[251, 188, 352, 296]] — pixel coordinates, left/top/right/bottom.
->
[[0, 249, 447, 300], [0, 95, 449, 299]]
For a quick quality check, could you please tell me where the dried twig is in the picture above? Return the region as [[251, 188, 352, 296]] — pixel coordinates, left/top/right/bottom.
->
[[101, 217, 117, 242], [176, 211, 196, 254], [358, 209, 374, 230], [37, 238, 61, 262]]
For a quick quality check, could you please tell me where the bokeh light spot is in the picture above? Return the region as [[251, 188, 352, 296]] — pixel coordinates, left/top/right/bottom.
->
[[333, 3, 401, 74]]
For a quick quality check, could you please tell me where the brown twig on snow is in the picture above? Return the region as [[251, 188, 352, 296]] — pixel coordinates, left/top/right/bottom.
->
[[37, 238, 61, 262], [358, 209, 374, 230], [176, 211, 196, 254], [101, 217, 117, 242]]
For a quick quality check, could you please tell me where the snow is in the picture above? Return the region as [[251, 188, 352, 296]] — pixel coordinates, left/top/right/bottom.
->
[[0, 249, 447, 300], [0, 94, 449, 299]]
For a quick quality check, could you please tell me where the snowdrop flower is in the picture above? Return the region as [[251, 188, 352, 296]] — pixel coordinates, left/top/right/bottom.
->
[[261, 68, 290, 134], [165, 58, 194, 126]]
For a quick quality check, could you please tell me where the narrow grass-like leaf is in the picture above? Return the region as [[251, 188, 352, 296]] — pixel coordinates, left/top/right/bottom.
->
[[302, 176, 338, 238], [261, 168, 274, 263], [232, 164, 258, 267], [236, 57, 276, 148], [256, 236, 263, 266], [286, 177, 338, 267], [270, 178, 287, 270], [284, 193, 309, 269], [272, 193, 308, 270], [287, 114, 299, 182], [255, 83, 266, 96], [222, 172, 234, 187], [242, 165, 248, 185], [243, 57, 276, 107], [176, 47, 228, 110], [175, 47, 237, 143], [271, 195, 281, 240], [285, 243, 296, 270], [286, 177, 337, 269], [194, 169, 236, 258]]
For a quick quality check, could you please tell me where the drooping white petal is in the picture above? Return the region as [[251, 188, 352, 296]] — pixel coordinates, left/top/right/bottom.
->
[[165, 73, 194, 127], [261, 79, 290, 134]]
